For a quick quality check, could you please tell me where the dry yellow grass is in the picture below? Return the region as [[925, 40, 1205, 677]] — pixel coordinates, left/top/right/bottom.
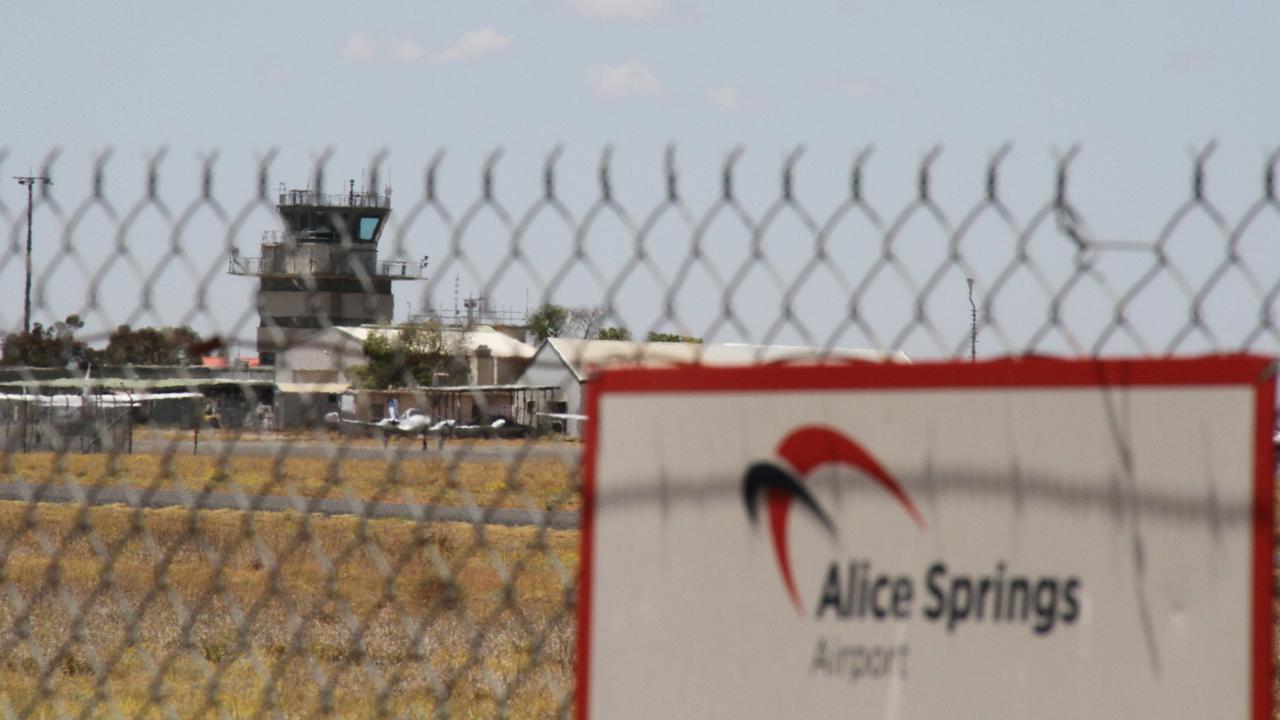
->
[[0, 451, 580, 511], [0, 501, 580, 718], [1, 459, 1275, 717]]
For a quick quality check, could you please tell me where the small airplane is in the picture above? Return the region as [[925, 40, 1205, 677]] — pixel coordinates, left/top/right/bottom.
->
[[448, 414, 535, 439], [0, 367, 204, 408], [0, 367, 205, 451], [324, 398, 455, 448]]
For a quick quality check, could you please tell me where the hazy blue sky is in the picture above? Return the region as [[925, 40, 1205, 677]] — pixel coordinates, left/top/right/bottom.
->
[[2, 0, 1278, 356]]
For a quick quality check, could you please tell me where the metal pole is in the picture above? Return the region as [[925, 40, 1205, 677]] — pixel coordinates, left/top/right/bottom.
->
[[23, 181, 32, 333], [13, 175, 51, 334], [967, 278, 977, 362]]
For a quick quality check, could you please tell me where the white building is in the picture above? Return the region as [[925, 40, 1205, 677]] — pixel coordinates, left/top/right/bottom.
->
[[515, 338, 909, 437], [275, 324, 536, 389]]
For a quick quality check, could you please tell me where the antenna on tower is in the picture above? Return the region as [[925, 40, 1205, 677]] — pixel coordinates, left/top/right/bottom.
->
[[453, 275, 460, 318]]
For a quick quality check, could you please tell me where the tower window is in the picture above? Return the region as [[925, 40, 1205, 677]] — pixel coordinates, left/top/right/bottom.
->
[[358, 216, 381, 241]]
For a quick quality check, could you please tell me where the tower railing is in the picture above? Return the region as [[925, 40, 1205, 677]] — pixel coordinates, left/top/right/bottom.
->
[[227, 255, 423, 279], [277, 188, 391, 209]]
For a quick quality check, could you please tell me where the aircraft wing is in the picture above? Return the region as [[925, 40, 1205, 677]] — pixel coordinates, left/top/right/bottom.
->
[[95, 392, 204, 407], [453, 418, 509, 430], [0, 391, 202, 408], [427, 419, 456, 433], [0, 394, 88, 407], [324, 411, 388, 430], [536, 412, 589, 422], [115, 391, 205, 401]]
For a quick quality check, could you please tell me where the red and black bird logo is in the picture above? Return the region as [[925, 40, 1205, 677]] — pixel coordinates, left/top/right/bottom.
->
[[742, 425, 925, 614]]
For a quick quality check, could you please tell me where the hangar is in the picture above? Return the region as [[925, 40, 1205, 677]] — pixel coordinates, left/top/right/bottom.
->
[[515, 338, 909, 437]]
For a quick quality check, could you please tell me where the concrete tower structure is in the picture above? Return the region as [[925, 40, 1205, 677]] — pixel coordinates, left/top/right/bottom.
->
[[229, 182, 423, 365]]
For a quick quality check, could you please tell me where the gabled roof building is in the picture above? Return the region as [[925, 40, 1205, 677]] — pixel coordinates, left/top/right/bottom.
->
[[515, 338, 908, 436]]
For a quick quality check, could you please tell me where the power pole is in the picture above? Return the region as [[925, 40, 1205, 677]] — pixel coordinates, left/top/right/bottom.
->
[[13, 175, 52, 333]]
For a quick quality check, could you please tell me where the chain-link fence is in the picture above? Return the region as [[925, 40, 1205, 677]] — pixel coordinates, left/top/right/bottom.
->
[[0, 144, 1277, 718]]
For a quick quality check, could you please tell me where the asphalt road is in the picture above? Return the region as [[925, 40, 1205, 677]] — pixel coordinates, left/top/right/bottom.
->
[[0, 480, 580, 529], [131, 436, 583, 463]]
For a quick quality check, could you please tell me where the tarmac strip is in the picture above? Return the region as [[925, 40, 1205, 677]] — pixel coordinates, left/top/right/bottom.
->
[[0, 480, 580, 530]]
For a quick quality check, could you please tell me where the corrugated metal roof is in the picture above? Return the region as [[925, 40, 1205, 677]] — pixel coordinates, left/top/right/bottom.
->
[[544, 339, 910, 381]]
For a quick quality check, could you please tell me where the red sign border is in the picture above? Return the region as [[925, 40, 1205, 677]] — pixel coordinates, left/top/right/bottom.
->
[[578, 354, 1275, 720]]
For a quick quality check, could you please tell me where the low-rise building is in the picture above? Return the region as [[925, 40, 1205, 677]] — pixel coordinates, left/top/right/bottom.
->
[[270, 324, 538, 427], [516, 338, 909, 437], [274, 324, 536, 388]]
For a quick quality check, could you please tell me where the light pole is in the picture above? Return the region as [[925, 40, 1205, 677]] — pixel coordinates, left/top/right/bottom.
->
[[13, 175, 52, 333]]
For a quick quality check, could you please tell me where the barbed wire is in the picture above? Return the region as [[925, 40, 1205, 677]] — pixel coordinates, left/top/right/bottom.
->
[[0, 144, 1277, 718]]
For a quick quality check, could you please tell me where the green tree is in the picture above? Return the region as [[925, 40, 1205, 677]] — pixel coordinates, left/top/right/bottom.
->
[[646, 331, 702, 343], [597, 326, 632, 341], [348, 321, 468, 389], [99, 325, 207, 365], [1, 315, 92, 367], [527, 304, 568, 343]]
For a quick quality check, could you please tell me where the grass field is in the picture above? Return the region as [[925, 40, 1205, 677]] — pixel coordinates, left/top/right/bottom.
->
[[0, 451, 580, 511], [1, 449, 1275, 717], [0, 501, 579, 719]]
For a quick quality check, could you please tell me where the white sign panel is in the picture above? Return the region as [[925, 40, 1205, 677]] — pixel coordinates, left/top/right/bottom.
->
[[579, 357, 1274, 720]]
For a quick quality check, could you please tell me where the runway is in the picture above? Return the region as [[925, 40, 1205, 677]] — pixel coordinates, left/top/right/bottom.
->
[[0, 479, 581, 529]]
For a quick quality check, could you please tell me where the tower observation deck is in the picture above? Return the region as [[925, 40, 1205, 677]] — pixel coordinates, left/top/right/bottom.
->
[[229, 182, 425, 364]]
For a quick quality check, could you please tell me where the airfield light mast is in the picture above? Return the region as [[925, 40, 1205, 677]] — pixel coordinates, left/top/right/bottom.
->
[[13, 175, 52, 334]]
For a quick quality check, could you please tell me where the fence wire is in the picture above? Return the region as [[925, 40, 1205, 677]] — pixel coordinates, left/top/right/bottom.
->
[[0, 144, 1278, 718]]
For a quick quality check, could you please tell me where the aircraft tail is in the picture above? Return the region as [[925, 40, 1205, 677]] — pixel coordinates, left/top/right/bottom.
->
[[386, 397, 399, 421]]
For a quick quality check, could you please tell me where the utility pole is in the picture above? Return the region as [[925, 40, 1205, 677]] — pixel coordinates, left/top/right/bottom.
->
[[13, 175, 52, 333]]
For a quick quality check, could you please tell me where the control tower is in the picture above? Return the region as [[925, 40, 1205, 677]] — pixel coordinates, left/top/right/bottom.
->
[[229, 182, 424, 364]]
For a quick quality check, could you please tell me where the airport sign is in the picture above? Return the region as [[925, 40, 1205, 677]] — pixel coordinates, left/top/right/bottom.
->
[[579, 356, 1274, 719]]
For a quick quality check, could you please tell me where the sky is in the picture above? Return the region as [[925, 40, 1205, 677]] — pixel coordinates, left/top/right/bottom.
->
[[2, 0, 1278, 358]]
